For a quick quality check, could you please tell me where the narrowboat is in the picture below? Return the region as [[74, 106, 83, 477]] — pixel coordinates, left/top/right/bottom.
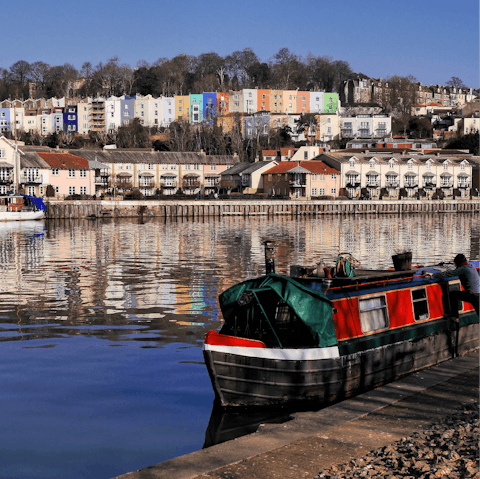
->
[[203, 246, 479, 408]]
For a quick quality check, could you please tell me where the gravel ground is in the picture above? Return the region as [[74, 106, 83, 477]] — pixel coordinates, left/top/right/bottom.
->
[[314, 402, 479, 479]]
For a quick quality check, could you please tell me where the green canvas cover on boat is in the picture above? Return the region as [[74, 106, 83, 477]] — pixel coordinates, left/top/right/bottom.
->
[[219, 273, 337, 348]]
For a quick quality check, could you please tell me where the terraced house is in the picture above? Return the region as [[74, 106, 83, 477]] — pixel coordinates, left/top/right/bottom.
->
[[318, 152, 478, 199]]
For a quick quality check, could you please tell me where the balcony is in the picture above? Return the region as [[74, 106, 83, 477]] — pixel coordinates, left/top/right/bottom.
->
[[457, 183, 471, 189], [422, 182, 436, 189], [358, 129, 371, 138], [404, 183, 418, 189], [385, 182, 399, 188], [160, 181, 178, 188], [95, 176, 110, 185], [366, 181, 379, 187], [21, 174, 43, 184], [440, 182, 453, 188], [0, 176, 13, 185], [139, 181, 156, 189], [183, 179, 201, 189], [289, 181, 306, 188]]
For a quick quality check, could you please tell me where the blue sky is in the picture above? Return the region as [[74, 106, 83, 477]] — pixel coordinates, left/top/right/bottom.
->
[[1, 0, 478, 88]]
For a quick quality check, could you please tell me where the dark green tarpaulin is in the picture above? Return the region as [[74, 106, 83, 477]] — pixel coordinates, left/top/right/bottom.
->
[[219, 273, 338, 348]]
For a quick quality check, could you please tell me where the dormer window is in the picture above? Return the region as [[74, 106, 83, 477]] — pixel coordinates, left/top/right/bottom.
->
[[389, 161, 395, 169], [349, 159, 355, 168], [444, 163, 449, 170], [426, 162, 431, 170], [408, 163, 413, 169], [461, 163, 466, 170], [369, 160, 375, 168]]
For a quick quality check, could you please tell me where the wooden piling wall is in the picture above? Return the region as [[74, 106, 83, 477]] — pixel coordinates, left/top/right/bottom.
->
[[45, 199, 480, 219]]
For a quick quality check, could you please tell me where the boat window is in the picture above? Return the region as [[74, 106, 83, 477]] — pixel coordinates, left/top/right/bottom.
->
[[359, 296, 389, 333], [275, 301, 290, 324], [412, 288, 429, 321]]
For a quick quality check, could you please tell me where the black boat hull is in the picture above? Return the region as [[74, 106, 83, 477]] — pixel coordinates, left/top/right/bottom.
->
[[203, 320, 478, 407]]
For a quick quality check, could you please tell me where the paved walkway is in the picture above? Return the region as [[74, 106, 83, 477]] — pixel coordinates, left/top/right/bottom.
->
[[115, 350, 479, 479]]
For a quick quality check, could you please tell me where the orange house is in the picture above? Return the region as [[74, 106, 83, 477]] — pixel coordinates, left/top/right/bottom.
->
[[257, 89, 270, 111], [217, 92, 229, 117], [297, 91, 310, 113]]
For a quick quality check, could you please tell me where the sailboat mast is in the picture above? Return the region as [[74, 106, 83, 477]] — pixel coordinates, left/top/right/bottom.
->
[[14, 144, 20, 195]]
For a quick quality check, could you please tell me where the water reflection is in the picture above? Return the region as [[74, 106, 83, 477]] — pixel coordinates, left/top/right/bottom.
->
[[0, 214, 478, 346], [0, 213, 478, 478]]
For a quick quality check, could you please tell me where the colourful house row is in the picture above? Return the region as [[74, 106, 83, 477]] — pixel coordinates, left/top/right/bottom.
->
[[0, 90, 340, 137]]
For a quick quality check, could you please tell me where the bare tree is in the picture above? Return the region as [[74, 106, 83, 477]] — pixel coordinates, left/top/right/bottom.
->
[[446, 76, 465, 88], [30, 61, 50, 98], [270, 47, 303, 90], [9, 60, 31, 99]]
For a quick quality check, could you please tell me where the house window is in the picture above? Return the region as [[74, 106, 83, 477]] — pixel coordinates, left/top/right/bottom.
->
[[170, 164, 177, 170], [331, 174, 337, 180], [68, 169, 75, 178], [370, 160, 375, 168], [193, 164, 199, 170], [408, 163, 413, 169], [412, 288, 429, 321], [0, 149, 5, 158], [80, 169, 87, 178], [311, 188, 317, 196], [331, 188, 336, 195], [55, 186, 59, 193], [426, 163, 431, 170], [185, 164, 191, 170], [444, 163, 449, 170], [311, 174, 317, 181], [349, 159, 355, 168], [359, 296, 389, 333], [125, 164, 132, 170], [80, 186, 87, 195], [148, 163, 154, 170], [69, 186, 76, 195], [319, 188, 325, 195], [461, 163, 466, 170], [211, 165, 216, 171]]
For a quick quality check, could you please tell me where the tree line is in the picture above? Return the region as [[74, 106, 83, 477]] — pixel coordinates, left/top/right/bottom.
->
[[0, 48, 354, 100]]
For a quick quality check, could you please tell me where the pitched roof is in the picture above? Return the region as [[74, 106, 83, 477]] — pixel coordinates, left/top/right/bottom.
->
[[221, 162, 251, 175], [36, 152, 90, 169], [70, 150, 240, 165], [262, 160, 338, 175]]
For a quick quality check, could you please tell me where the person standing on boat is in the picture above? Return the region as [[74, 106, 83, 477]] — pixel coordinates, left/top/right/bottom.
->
[[427, 254, 479, 318]]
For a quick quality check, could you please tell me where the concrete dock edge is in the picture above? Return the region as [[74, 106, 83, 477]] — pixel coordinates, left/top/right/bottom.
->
[[115, 349, 479, 479]]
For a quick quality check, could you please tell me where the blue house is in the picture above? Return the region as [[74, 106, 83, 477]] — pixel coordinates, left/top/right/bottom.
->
[[121, 95, 136, 126], [244, 112, 270, 139], [202, 93, 217, 125], [0, 109, 11, 134], [63, 105, 77, 133]]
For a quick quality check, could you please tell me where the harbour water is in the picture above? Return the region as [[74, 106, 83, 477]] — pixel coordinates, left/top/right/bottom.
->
[[0, 213, 478, 478]]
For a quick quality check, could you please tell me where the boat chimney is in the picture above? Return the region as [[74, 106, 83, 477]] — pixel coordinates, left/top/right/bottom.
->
[[263, 240, 275, 274]]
